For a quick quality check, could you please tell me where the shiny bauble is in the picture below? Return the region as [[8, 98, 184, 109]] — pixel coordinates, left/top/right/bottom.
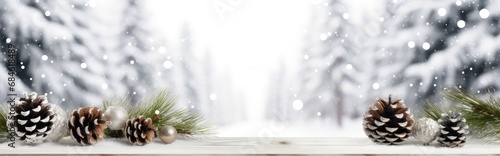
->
[[412, 117, 440, 145], [159, 125, 177, 144], [45, 104, 68, 142], [103, 106, 129, 130]]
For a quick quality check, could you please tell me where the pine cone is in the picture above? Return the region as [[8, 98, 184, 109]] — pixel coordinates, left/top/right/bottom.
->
[[13, 92, 55, 144], [363, 95, 414, 145], [437, 111, 468, 147], [124, 116, 157, 145], [68, 106, 107, 145]]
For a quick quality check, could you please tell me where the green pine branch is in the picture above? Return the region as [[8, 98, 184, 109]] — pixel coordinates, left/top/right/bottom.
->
[[103, 88, 214, 137], [421, 100, 445, 121], [0, 106, 8, 137], [443, 87, 500, 141]]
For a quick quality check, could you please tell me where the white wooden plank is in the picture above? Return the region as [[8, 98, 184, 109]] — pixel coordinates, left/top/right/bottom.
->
[[0, 137, 499, 155]]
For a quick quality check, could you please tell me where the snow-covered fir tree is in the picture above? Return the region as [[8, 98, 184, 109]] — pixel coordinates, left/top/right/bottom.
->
[[173, 25, 209, 115], [115, 0, 160, 104], [371, 0, 500, 110], [266, 60, 295, 123], [0, 0, 173, 109], [0, 0, 116, 109], [297, 0, 366, 125]]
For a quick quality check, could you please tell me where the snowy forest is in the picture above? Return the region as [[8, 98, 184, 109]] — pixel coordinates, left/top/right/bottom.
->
[[1, 0, 500, 136]]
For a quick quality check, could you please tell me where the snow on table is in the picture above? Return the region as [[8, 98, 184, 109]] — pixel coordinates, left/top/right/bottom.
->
[[0, 137, 499, 155]]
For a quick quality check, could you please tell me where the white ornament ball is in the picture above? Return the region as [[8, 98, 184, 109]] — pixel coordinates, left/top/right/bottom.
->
[[159, 125, 177, 144], [45, 104, 68, 142], [103, 106, 129, 130], [412, 117, 440, 145]]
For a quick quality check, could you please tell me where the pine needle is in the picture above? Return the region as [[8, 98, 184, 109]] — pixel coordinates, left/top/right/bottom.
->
[[421, 99, 445, 121], [129, 89, 181, 128], [443, 87, 500, 141], [0, 106, 8, 137]]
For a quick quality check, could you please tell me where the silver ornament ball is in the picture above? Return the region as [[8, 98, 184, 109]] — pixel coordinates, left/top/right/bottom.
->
[[412, 117, 440, 145], [103, 106, 129, 130], [45, 104, 68, 142], [159, 125, 177, 144]]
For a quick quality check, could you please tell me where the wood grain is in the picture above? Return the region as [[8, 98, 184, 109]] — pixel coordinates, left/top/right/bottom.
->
[[0, 137, 499, 155]]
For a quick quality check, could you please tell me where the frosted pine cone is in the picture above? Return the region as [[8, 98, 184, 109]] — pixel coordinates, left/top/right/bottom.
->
[[363, 95, 414, 145], [68, 106, 107, 145], [437, 111, 468, 147], [124, 116, 157, 145], [13, 92, 55, 144]]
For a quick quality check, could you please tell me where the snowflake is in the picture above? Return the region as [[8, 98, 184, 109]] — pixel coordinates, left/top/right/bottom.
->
[[479, 9, 489, 19], [210, 93, 217, 101], [292, 100, 303, 110], [457, 20, 465, 28], [422, 42, 430, 50], [163, 61, 173, 69], [80, 63, 87, 69], [42, 55, 48, 61]]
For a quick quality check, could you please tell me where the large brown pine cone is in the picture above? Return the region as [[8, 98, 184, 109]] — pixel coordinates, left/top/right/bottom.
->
[[363, 95, 414, 145], [124, 116, 157, 145], [68, 106, 107, 145]]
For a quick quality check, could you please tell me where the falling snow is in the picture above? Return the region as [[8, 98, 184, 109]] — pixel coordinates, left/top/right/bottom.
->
[[1, 0, 500, 139], [80, 63, 87, 69], [41, 55, 48, 61], [210, 93, 217, 101], [372, 83, 379, 90], [319, 33, 328, 40], [438, 8, 446, 16], [479, 9, 489, 19], [457, 20, 466, 28], [407, 41, 415, 48], [101, 83, 108, 89], [158, 46, 167, 53], [163, 61, 173, 69], [342, 13, 349, 19], [292, 100, 303, 111], [345, 64, 352, 70], [422, 42, 430, 50]]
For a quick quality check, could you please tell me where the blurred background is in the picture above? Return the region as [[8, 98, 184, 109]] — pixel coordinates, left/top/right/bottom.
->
[[1, 0, 499, 137]]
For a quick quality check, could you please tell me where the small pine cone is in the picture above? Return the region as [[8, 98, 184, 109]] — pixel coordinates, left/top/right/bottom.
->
[[13, 92, 55, 144], [363, 95, 414, 145], [124, 116, 157, 145], [68, 106, 107, 145], [437, 111, 469, 147]]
